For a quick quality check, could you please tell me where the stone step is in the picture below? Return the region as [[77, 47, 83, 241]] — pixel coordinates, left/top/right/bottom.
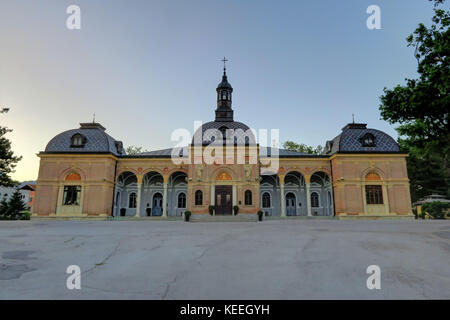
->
[[264, 215, 336, 220], [190, 214, 258, 223]]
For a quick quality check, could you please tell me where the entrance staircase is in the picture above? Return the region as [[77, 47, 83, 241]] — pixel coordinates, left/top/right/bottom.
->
[[190, 214, 258, 223]]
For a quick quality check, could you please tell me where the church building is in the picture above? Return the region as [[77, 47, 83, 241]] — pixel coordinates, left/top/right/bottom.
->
[[33, 67, 413, 219]]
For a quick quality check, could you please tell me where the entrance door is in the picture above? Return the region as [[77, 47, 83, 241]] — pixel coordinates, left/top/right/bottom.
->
[[286, 193, 296, 216], [215, 186, 232, 215], [152, 193, 163, 216]]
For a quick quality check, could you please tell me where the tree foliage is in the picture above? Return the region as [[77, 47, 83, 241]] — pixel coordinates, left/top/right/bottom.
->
[[283, 141, 323, 155], [380, 0, 450, 200], [400, 139, 450, 202], [0, 190, 29, 220], [0, 126, 22, 186], [125, 146, 149, 155], [379, 0, 449, 163], [8, 190, 27, 214], [421, 201, 450, 219]]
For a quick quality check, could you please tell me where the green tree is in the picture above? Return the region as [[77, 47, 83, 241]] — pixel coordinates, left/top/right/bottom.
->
[[283, 141, 323, 155], [7, 190, 26, 218], [125, 146, 149, 155], [401, 139, 450, 202], [0, 197, 9, 217], [0, 126, 22, 186], [379, 0, 449, 172]]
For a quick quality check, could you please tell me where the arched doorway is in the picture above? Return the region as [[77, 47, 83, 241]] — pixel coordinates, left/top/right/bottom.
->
[[142, 171, 164, 217], [215, 171, 233, 215], [286, 192, 296, 216], [152, 193, 163, 216], [310, 171, 333, 216], [114, 171, 138, 217], [168, 171, 188, 216], [284, 171, 307, 216], [260, 175, 280, 216]]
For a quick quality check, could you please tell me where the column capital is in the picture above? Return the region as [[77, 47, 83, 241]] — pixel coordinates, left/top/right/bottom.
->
[[305, 175, 311, 184], [279, 174, 285, 184], [136, 174, 143, 184], [163, 175, 169, 184]]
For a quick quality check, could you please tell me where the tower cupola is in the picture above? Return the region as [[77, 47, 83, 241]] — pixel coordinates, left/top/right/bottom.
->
[[215, 57, 234, 122]]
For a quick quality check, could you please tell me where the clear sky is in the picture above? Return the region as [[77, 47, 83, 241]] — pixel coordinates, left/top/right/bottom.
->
[[0, 0, 443, 181]]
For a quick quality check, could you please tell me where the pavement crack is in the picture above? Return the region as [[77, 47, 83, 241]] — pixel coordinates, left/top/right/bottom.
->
[[64, 237, 75, 243], [83, 241, 121, 275], [162, 274, 178, 300]]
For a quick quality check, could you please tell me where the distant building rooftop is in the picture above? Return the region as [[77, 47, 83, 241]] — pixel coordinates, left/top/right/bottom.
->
[[413, 194, 450, 206]]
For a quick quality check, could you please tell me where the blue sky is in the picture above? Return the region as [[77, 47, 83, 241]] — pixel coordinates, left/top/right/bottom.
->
[[0, 0, 443, 180]]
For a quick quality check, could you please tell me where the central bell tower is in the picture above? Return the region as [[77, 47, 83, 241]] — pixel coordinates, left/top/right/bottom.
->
[[215, 57, 234, 122]]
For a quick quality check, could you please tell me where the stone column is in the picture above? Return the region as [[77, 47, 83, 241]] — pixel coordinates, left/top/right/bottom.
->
[[383, 182, 390, 214], [136, 175, 142, 218], [56, 183, 64, 215], [210, 184, 215, 216], [362, 182, 368, 214], [232, 185, 237, 216], [306, 175, 312, 217], [163, 175, 168, 218], [280, 175, 286, 217]]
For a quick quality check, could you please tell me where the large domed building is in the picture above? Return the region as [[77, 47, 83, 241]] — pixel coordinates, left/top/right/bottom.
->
[[33, 67, 413, 219]]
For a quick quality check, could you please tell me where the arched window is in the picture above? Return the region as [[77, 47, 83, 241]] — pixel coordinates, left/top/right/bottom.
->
[[195, 190, 203, 206], [311, 192, 319, 207], [245, 190, 252, 205], [178, 193, 186, 208], [129, 193, 137, 208], [262, 192, 271, 208], [70, 134, 86, 148]]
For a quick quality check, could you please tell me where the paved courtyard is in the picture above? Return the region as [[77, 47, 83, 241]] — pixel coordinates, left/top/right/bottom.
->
[[0, 219, 449, 299]]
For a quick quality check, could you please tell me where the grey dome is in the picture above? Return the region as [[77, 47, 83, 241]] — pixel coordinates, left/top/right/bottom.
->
[[44, 123, 125, 156], [323, 123, 399, 155], [191, 121, 255, 145], [217, 71, 233, 90]]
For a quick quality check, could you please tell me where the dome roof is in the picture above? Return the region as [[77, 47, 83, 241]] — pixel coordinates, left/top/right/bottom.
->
[[44, 123, 125, 156], [191, 121, 255, 145], [323, 123, 399, 155], [217, 72, 233, 90]]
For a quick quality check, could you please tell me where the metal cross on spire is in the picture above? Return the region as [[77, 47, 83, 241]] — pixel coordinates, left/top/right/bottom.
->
[[93, 113, 96, 123], [221, 57, 228, 72], [352, 113, 355, 124]]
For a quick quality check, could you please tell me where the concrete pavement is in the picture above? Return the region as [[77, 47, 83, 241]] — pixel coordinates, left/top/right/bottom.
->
[[0, 219, 449, 299]]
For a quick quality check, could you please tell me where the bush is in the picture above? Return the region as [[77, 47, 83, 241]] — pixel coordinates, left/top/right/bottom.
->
[[421, 202, 450, 220], [233, 205, 239, 215], [19, 211, 31, 220], [184, 210, 191, 222], [208, 205, 215, 215]]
